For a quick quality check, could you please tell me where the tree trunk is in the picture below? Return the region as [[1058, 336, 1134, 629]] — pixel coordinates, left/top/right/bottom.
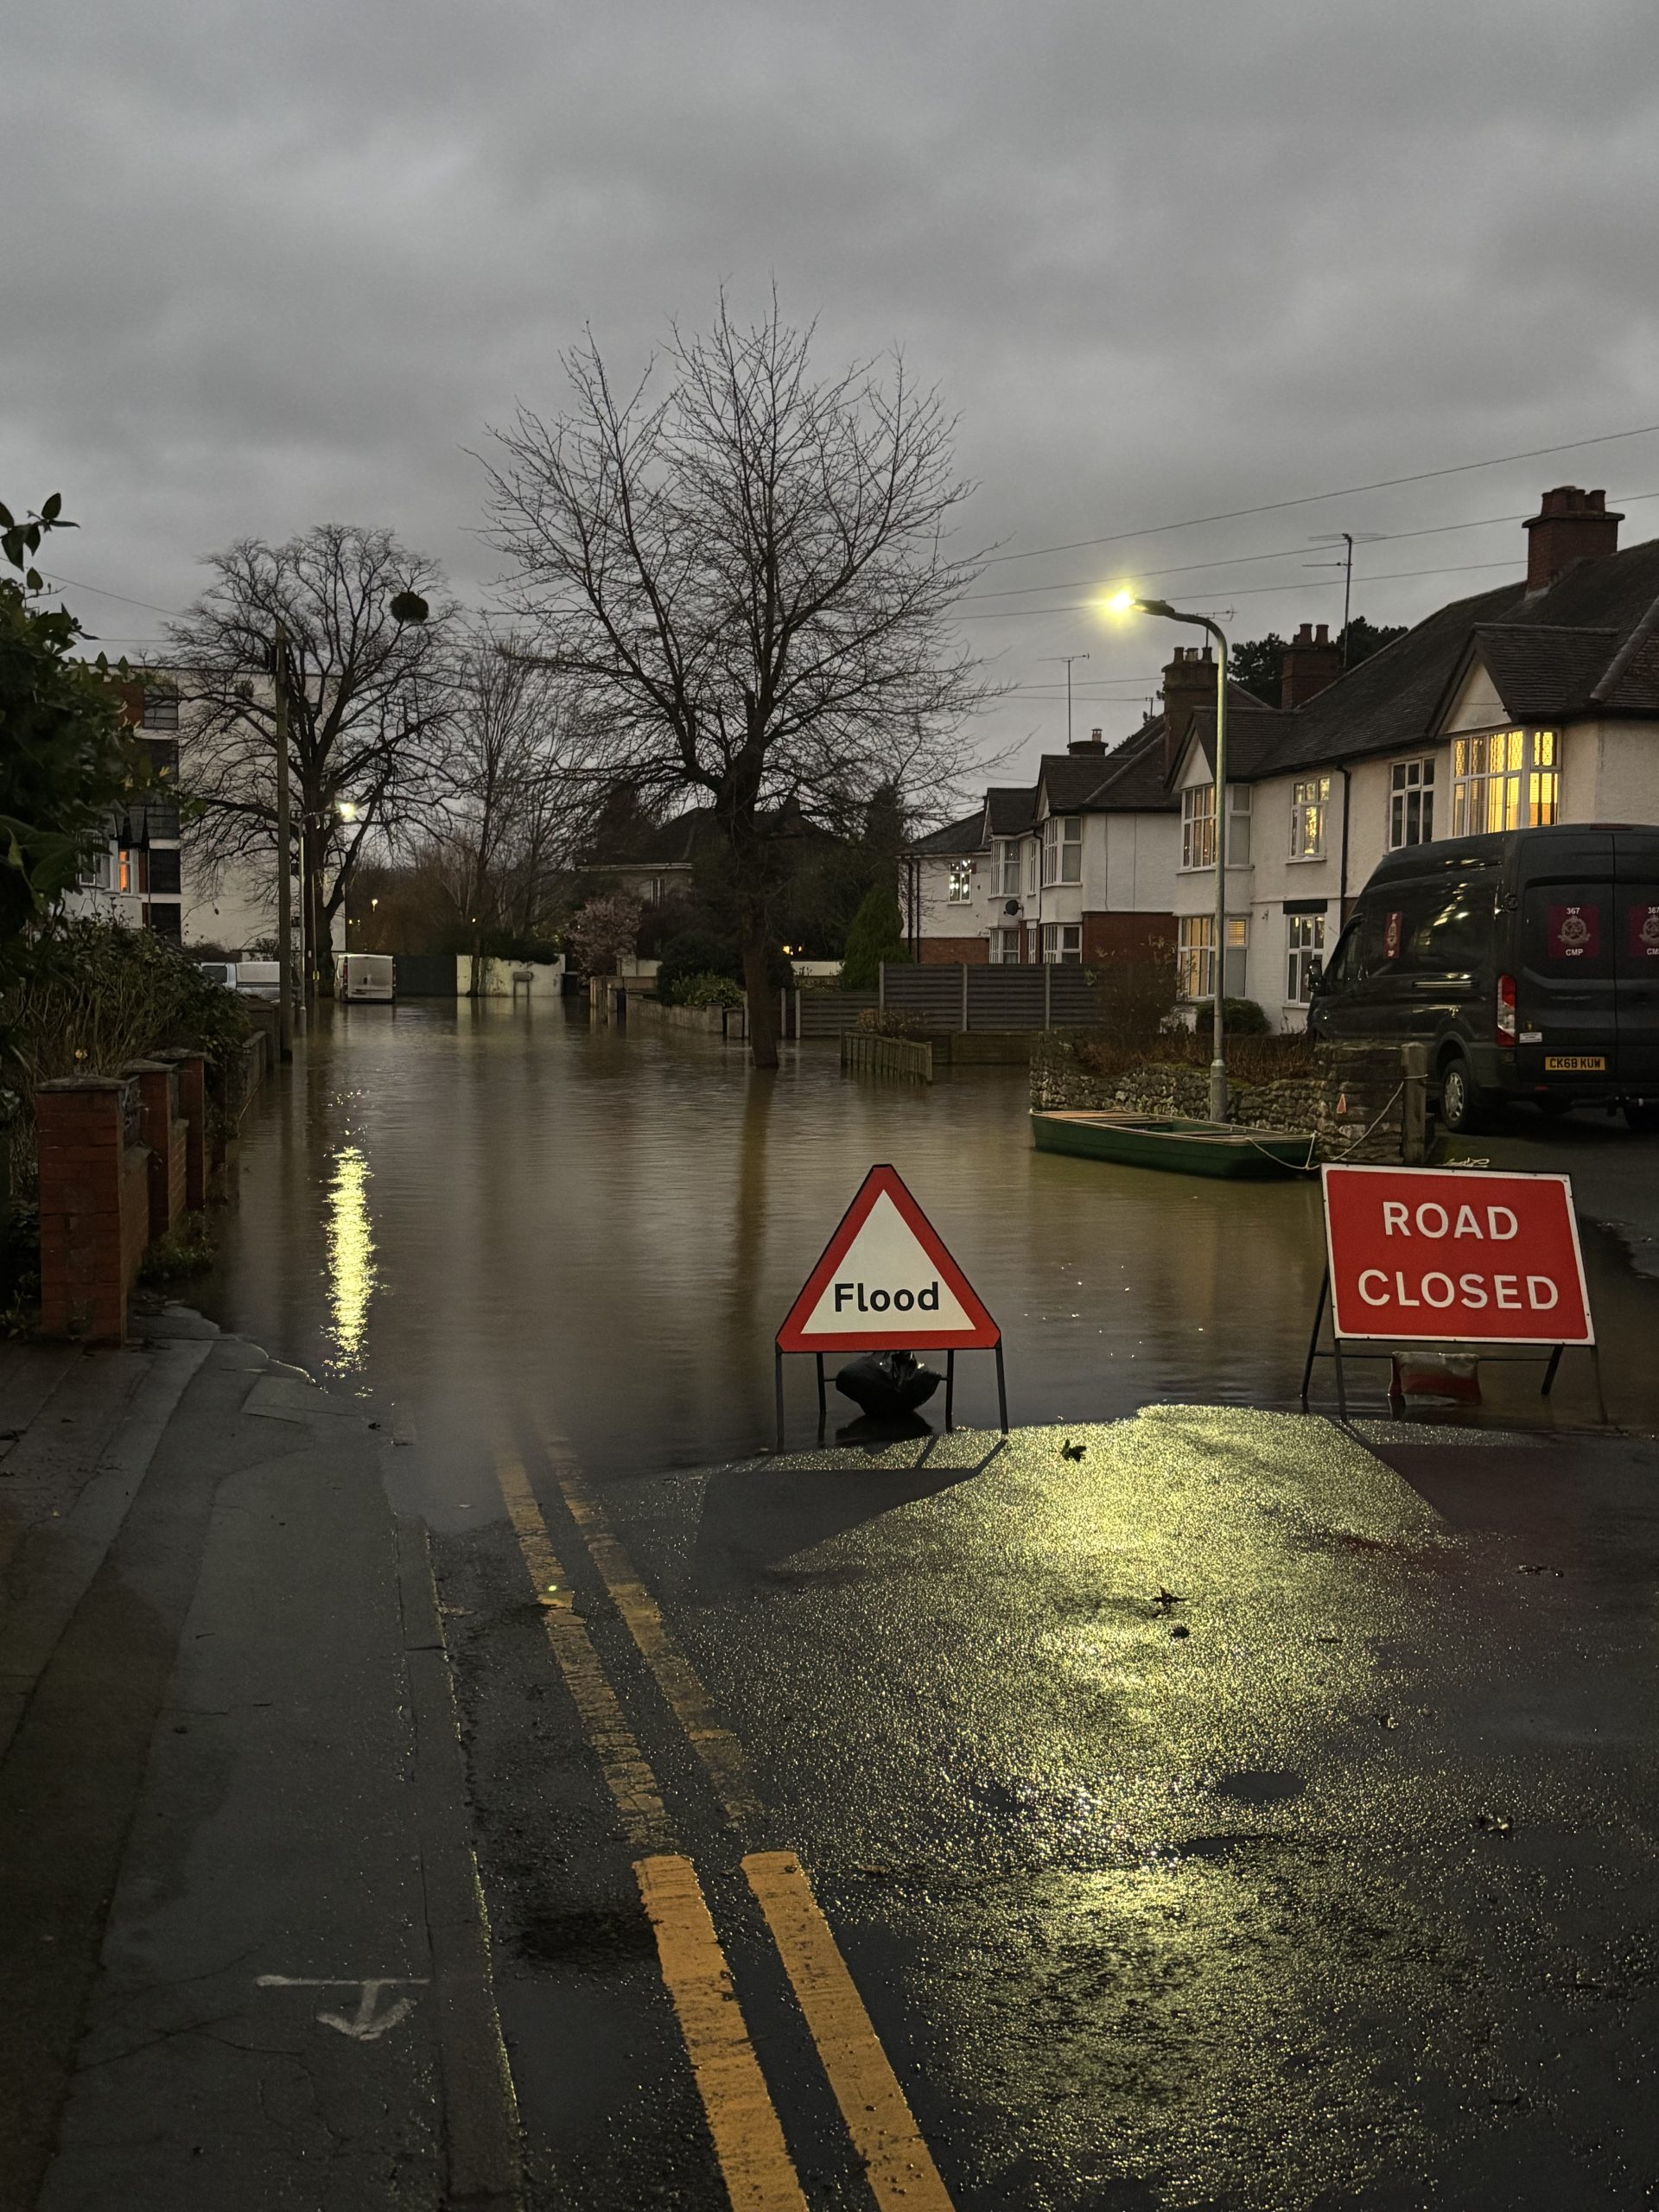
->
[[741, 923, 779, 1070]]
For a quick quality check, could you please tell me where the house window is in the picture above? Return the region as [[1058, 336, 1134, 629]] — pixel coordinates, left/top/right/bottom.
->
[[947, 861, 973, 904], [1024, 839, 1038, 896], [995, 839, 1020, 896], [1286, 912, 1326, 1003], [990, 927, 1020, 964], [1451, 729, 1559, 835], [1290, 776, 1331, 860], [1177, 915, 1214, 1000], [141, 684, 180, 733], [1228, 784, 1251, 868], [78, 846, 115, 891], [1389, 758, 1436, 849], [1040, 923, 1082, 964], [1041, 815, 1082, 886], [1181, 785, 1216, 871]]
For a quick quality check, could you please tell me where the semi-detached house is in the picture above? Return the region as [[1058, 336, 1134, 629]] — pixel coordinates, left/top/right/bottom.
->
[[912, 486, 1659, 1027]]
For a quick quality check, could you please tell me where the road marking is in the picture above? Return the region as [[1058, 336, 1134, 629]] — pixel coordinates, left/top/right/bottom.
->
[[493, 1443, 673, 1852], [255, 1974, 428, 2041], [636, 1853, 809, 2212], [743, 1853, 954, 2212], [554, 1461, 762, 1827]]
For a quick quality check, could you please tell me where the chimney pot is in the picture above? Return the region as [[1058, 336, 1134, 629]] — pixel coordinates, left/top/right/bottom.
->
[[1525, 484, 1622, 591], [1280, 619, 1344, 710]]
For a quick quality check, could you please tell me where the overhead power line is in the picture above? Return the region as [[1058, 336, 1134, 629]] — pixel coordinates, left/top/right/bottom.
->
[[958, 555, 1524, 622], [984, 421, 1659, 568]]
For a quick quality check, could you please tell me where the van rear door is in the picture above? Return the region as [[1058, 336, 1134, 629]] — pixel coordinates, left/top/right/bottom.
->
[[1513, 830, 1616, 1084], [1614, 830, 1659, 1093]]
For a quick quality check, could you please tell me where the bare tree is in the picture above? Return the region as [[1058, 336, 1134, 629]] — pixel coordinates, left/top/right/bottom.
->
[[483, 295, 990, 1066], [166, 524, 454, 994], [421, 625, 592, 988]]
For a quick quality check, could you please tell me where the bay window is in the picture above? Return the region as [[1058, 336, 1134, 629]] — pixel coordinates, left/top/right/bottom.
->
[[1451, 729, 1559, 835], [1041, 814, 1082, 886]]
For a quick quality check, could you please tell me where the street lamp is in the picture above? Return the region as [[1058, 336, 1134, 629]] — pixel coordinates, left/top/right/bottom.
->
[[1104, 588, 1232, 1122]]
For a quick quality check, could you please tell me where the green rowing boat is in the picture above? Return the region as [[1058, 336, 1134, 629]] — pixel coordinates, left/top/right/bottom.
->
[[1031, 1109, 1313, 1179]]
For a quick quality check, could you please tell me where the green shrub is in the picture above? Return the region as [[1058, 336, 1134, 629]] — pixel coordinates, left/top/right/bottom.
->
[[138, 1211, 217, 1286], [1190, 996, 1272, 1036], [656, 930, 741, 1003], [1, 917, 250, 1193], [854, 1007, 929, 1039], [676, 971, 745, 1008]]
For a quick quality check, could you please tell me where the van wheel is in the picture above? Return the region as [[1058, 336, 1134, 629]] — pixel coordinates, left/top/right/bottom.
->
[[1439, 1054, 1488, 1135], [1624, 1099, 1659, 1135]]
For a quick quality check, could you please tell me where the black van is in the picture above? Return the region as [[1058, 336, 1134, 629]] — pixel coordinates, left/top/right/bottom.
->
[[1307, 824, 1659, 1133]]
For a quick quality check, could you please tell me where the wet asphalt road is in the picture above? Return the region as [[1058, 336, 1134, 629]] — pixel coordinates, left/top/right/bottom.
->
[[194, 1004, 1659, 2207]]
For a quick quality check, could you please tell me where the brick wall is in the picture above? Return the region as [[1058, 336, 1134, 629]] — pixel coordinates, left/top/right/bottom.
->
[[125, 1061, 187, 1243], [918, 937, 988, 964], [35, 1077, 151, 1342], [1081, 912, 1176, 962]]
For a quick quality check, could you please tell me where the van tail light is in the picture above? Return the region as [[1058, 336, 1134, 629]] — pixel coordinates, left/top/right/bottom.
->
[[1496, 973, 1517, 1046]]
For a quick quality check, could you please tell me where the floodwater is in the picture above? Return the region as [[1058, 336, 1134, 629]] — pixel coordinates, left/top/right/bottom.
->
[[195, 998, 1659, 1503]]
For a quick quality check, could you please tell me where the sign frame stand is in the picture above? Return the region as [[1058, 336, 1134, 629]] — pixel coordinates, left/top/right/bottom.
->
[[1299, 1265, 1607, 1422], [775, 1341, 1008, 1452]]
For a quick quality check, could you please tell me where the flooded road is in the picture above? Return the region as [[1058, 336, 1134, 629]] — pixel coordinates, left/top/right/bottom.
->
[[199, 999, 1656, 1482], [192, 1003, 1659, 2209]]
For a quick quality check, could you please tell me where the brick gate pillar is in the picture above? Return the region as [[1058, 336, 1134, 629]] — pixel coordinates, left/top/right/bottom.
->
[[156, 1048, 207, 1211], [124, 1060, 187, 1243], [35, 1077, 149, 1342]]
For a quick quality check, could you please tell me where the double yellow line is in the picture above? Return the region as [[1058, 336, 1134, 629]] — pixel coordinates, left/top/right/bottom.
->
[[494, 1439, 952, 2212]]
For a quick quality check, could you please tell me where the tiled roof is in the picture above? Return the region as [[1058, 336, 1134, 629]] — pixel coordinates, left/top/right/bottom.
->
[[985, 786, 1037, 836], [908, 810, 988, 856]]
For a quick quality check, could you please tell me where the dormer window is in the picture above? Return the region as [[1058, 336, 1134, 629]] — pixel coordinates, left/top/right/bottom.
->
[[1451, 730, 1558, 835]]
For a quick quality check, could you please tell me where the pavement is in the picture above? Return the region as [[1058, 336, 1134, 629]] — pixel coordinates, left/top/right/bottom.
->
[[0, 1316, 518, 2212]]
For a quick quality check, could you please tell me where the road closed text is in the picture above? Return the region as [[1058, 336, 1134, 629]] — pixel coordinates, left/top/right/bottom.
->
[[1322, 1165, 1593, 1344]]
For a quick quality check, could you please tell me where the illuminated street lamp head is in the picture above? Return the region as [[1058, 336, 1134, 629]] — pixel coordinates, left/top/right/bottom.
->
[[337, 800, 359, 822], [1102, 587, 1138, 616]]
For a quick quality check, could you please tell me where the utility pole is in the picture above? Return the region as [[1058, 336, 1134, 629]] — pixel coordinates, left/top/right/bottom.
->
[[1039, 653, 1091, 747], [273, 620, 294, 1061]]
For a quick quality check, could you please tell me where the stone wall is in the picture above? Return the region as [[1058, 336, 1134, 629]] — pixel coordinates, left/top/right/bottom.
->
[[1031, 1035, 1408, 1161]]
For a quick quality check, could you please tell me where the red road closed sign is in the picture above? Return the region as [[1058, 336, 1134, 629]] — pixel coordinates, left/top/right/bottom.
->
[[1322, 1164, 1593, 1345]]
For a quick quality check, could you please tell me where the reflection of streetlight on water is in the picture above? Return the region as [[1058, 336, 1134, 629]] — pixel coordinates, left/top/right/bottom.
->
[[326, 1145, 375, 1370]]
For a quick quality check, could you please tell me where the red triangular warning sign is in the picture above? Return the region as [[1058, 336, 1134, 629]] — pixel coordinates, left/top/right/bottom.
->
[[776, 1166, 1000, 1353]]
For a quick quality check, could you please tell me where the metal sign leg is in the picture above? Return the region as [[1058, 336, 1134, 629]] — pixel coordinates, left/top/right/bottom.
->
[[944, 1350, 955, 1433], [775, 1349, 785, 1453], [995, 1341, 1008, 1434], [1540, 1344, 1564, 1397], [816, 1353, 827, 1437], [1300, 1272, 1329, 1411]]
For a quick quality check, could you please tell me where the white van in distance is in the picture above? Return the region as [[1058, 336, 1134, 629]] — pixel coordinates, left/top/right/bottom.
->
[[339, 953, 395, 1002]]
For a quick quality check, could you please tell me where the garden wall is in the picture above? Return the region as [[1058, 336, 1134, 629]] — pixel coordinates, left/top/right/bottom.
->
[[1031, 1036, 1408, 1162]]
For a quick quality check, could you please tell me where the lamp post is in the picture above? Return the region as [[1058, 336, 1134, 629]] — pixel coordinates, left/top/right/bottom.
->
[[1107, 591, 1232, 1122]]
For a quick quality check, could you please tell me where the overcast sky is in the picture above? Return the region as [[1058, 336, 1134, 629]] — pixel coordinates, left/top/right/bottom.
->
[[8, 0, 1659, 785]]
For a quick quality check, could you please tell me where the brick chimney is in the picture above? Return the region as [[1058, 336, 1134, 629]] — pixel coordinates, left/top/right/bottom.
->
[[1161, 647, 1213, 775], [1067, 726, 1106, 756], [1525, 486, 1622, 592], [1280, 621, 1344, 709]]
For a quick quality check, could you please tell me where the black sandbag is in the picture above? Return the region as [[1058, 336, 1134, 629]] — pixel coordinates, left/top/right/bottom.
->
[[834, 1350, 943, 1419]]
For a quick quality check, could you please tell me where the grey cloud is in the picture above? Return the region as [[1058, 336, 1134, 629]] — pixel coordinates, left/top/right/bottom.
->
[[6, 0, 1659, 763]]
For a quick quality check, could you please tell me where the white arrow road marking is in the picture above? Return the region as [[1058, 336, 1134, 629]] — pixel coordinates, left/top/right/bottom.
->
[[255, 1974, 429, 2041]]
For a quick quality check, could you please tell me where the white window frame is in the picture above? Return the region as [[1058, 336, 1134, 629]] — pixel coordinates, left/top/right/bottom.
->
[[1041, 815, 1083, 887], [1024, 838, 1038, 896], [1039, 922, 1083, 965], [1388, 757, 1436, 850], [1450, 729, 1559, 836], [1289, 775, 1331, 861], [1180, 785, 1216, 872], [1177, 914, 1214, 1000], [995, 839, 1020, 896], [990, 927, 1020, 965], [947, 860, 973, 905], [1285, 912, 1326, 1004]]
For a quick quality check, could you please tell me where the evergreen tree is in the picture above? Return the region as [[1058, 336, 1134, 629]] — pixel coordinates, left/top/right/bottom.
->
[[840, 884, 909, 990]]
